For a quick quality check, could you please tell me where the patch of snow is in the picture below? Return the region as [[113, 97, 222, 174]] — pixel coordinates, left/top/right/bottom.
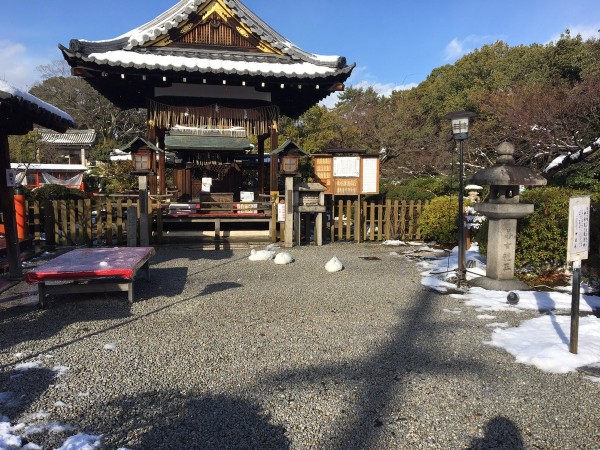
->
[[325, 256, 343, 273], [274, 252, 294, 265]]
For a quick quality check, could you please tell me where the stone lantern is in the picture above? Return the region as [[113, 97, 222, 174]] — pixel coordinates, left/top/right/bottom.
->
[[469, 142, 546, 290]]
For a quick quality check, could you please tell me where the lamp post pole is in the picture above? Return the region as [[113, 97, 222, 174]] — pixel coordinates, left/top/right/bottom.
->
[[457, 139, 465, 281]]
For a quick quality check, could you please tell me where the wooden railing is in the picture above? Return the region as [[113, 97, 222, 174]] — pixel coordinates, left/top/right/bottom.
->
[[21, 196, 428, 247]]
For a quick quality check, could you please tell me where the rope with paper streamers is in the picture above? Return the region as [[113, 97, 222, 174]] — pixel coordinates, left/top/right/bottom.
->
[[149, 100, 279, 136]]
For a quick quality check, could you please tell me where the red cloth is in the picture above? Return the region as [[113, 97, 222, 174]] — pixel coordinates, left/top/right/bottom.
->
[[25, 247, 155, 283]]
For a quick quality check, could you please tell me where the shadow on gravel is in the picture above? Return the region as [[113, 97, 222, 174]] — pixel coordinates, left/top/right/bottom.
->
[[468, 416, 524, 449], [259, 288, 495, 448], [0, 367, 56, 421], [0, 266, 240, 371], [152, 247, 235, 263], [88, 390, 289, 449], [0, 298, 132, 356]]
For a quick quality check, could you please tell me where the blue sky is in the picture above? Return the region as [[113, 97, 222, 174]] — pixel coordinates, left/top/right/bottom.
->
[[2, 0, 600, 102]]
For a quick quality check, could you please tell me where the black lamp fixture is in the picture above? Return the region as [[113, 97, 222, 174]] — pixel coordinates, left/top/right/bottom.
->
[[444, 110, 476, 282]]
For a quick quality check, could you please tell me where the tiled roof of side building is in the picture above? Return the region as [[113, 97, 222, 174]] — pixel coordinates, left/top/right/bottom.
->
[[39, 129, 97, 146]]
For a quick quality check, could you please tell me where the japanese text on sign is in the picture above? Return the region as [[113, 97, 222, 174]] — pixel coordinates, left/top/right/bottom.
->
[[567, 196, 590, 262]]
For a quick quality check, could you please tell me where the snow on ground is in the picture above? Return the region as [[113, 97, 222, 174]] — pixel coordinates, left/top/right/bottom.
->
[[412, 241, 600, 375]]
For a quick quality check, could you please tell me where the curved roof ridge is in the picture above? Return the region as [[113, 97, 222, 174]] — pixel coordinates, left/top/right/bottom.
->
[[225, 0, 342, 67], [64, 0, 345, 68]]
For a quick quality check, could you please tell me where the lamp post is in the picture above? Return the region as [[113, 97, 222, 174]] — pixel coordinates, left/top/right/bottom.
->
[[444, 110, 476, 281]]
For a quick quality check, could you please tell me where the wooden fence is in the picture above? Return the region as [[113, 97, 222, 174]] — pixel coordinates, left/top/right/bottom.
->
[[26, 197, 149, 247], [329, 199, 429, 242], [20, 196, 428, 247]]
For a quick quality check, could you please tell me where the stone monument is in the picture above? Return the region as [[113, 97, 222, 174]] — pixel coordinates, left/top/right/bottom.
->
[[469, 142, 546, 291]]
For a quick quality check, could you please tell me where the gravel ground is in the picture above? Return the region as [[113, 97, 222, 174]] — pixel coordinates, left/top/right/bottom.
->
[[0, 242, 599, 449]]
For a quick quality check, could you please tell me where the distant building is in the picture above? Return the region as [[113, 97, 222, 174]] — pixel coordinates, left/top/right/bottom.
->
[[39, 129, 97, 166], [12, 163, 87, 191]]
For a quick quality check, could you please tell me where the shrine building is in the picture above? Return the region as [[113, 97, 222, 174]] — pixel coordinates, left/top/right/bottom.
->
[[59, 0, 354, 201]]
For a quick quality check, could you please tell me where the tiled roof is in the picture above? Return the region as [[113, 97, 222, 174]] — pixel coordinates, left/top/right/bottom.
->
[[39, 129, 97, 146], [62, 0, 352, 79], [81, 49, 349, 78]]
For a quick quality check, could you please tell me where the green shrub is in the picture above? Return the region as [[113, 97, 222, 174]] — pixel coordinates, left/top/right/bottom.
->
[[29, 184, 88, 204], [515, 187, 584, 272], [383, 184, 435, 202], [419, 195, 472, 246], [381, 175, 456, 201]]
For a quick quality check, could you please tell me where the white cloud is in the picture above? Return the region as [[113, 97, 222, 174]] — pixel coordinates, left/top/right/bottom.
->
[[354, 80, 418, 97], [547, 24, 600, 43], [444, 35, 498, 62], [444, 38, 465, 61], [319, 65, 418, 108], [0, 40, 46, 90]]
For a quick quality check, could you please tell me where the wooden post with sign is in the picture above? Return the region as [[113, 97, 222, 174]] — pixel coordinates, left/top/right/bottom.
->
[[567, 195, 591, 354]]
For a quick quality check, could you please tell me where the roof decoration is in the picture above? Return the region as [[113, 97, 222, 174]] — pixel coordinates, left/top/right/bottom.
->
[[150, 100, 278, 136]]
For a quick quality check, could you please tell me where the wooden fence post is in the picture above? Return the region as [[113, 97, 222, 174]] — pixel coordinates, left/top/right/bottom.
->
[[408, 200, 415, 240], [384, 199, 391, 240], [84, 198, 92, 246]]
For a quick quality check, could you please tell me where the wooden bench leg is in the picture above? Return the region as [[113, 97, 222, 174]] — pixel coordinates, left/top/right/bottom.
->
[[140, 261, 150, 281], [38, 282, 46, 309], [215, 218, 221, 240]]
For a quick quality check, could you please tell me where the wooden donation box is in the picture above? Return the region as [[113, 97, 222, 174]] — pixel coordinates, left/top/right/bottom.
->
[[294, 182, 326, 246]]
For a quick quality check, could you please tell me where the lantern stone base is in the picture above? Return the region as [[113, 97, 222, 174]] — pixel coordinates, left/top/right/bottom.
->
[[470, 217, 532, 291]]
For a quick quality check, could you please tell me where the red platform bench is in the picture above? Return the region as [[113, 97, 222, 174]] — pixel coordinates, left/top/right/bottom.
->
[[25, 247, 156, 308]]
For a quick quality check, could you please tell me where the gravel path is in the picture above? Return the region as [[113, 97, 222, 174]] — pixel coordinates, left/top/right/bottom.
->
[[1, 242, 599, 449]]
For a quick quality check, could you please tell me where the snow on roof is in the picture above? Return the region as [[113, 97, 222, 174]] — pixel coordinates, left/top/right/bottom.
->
[[11, 163, 88, 172], [0, 80, 75, 125], [84, 50, 339, 77]]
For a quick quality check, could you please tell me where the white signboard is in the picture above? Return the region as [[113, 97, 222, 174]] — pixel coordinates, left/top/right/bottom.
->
[[333, 157, 360, 177], [201, 177, 212, 192], [361, 158, 378, 194], [277, 202, 286, 222], [567, 196, 590, 262]]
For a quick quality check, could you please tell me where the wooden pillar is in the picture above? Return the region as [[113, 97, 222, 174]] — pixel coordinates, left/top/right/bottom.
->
[[0, 134, 22, 278], [258, 135, 266, 196], [269, 122, 279, 193]]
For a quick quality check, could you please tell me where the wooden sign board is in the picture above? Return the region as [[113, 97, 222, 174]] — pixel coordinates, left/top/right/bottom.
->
[[567, 195, 590, 262], [313, 154, 380, 196], [314, 155, 333, 194], [334, 178, 360, 195]]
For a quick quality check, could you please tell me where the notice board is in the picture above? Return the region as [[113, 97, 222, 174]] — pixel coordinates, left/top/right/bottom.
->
[[567, 195, 590, 262], [313, 155, 333, 194], [313, 154, 380, 196]]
